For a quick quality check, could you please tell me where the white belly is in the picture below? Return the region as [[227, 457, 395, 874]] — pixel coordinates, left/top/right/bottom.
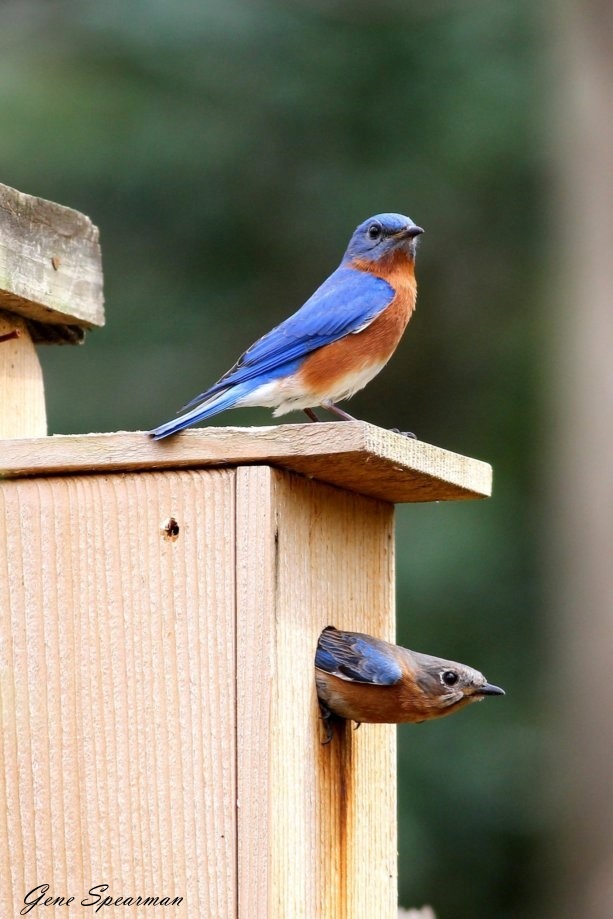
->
[[235, 359, 388, 415]]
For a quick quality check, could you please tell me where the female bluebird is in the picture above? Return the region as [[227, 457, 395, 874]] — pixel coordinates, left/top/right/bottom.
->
[[151, 213, 423, 438], [315, 626, 504, 742]]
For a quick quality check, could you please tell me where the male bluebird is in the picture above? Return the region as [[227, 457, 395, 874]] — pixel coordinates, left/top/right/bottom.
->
[[315, 626, 504, 742], [150, 213, 423, 439]]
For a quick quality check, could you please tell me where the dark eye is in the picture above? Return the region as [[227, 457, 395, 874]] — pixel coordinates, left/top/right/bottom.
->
[[442, 670, 458, 687], [367, 223, 382, 241]]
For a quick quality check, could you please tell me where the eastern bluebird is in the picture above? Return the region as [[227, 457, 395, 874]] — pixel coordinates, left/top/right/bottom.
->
[[150, 213, 423, 439], [315, 626, 504, 742]]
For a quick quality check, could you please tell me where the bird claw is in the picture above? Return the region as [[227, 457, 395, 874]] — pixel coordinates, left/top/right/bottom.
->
[[319, 702, 341, 745], [390, 427, 417, 439]]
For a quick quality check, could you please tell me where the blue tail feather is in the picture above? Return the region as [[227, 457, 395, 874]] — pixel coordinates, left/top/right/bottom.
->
[[150, 384, 248, 439]]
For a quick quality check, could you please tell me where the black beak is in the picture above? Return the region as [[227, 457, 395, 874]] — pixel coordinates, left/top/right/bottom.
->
[[392, 225, 424, 240], [479, 683, 505, 697]]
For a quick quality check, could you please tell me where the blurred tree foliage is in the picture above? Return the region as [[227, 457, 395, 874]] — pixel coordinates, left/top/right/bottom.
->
[[0, 0, 543, 915]]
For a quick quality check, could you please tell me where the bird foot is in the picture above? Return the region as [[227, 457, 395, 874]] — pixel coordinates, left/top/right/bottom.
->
[[318, 702, 337, 745], [305, 407, 415, 436]]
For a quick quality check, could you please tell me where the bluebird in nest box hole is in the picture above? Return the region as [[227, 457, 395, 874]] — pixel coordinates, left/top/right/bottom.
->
[[315, 626, 504, 743]]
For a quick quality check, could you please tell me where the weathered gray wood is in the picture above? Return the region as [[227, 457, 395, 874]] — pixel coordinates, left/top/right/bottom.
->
[[0, 182, 104, 342], [0, 422, 492, 503]]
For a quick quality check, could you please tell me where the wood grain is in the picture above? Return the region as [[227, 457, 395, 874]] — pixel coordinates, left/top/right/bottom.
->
[[0, 422, 492, 503], [0, 309, 46, 438], [0, 432, 490, 916], [236, 467, 396, 919], [0, 470, 236, 918], [0, 182, 104, 340]]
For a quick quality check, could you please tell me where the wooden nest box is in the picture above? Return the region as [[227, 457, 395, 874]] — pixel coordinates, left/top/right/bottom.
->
[[0, 184, 491, 918]]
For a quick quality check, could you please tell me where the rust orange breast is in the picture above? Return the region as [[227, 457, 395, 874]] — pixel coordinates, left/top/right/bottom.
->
[[317, 671, 408, 723], [299, 253, 417, 393]]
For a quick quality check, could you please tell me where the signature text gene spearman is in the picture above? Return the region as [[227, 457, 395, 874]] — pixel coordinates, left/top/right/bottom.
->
[[21, 884, 183, 913]]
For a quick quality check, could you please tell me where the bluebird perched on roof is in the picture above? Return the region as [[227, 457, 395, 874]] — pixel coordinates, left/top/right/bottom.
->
[[315, 626, 504, 743], [150, 213, 423, 439]]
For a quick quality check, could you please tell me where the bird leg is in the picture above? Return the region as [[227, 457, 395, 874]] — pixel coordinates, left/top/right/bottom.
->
[[323, 402, 417, 437], [321, 401, 359, 422], [309, 401, 417, 437]]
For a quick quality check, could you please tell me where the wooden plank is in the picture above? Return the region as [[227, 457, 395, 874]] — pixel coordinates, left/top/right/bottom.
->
[[0, 469, 236, 918], [235, 467, 276, 919], [0, 422, 492, 503], [236, 467, 396, 919], [0, 182, 104, 338], [0, 309, 46, 437]]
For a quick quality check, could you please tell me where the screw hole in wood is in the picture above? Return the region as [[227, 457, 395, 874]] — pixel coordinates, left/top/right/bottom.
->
[[161, 517, 180, 541]]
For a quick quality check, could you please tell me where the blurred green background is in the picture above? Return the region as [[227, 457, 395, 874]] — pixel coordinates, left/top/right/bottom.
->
[[1, 1, 547, 915]]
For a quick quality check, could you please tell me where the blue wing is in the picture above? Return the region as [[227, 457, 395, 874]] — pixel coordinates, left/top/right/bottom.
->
[[315, 627, 402, 686], [180, 266, 394, 410]]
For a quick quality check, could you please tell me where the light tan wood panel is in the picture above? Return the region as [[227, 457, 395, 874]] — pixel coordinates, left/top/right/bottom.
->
[[0, 310, 46, 438], [0, 469, 235, 918], [236, 467, 396, 919]]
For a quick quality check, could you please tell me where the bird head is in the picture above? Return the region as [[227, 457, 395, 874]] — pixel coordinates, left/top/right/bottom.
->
[[343, 213, 424, 264], [409, 651, 505, 720]]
